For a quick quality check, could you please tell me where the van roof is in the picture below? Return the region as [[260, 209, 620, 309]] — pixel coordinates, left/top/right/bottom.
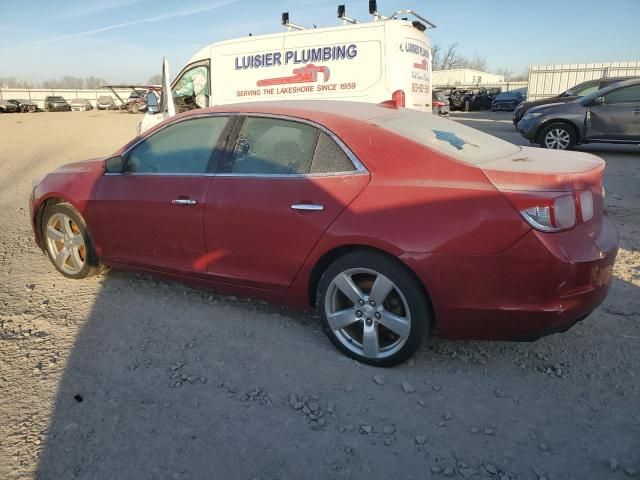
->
[[185, 19, 417, 64]]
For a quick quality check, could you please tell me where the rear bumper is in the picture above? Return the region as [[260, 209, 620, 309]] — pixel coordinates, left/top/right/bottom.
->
[[401, 215, 618, 340]]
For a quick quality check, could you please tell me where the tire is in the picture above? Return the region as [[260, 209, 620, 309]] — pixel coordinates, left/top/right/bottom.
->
[[316, 250, 430, 367], [539, 123, 576, 150], [41, 203, 103, 279], [130, 102, 140, 114]]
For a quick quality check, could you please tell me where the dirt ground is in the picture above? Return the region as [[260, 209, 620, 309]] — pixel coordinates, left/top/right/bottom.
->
[[0, 110, 638, 480]]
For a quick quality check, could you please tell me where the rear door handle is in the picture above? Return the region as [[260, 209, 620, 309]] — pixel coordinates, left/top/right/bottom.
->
[[291, 203, 324, 211], [172, 199, 197, 205]]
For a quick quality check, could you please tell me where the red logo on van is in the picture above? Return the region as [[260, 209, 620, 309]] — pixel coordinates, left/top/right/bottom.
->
[[413, 59, 428, 70], [257, 64, 331, 87]]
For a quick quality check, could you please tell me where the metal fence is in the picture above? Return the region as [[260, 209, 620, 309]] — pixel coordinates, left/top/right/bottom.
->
[[0, 87, 135, 108], [526, 62, 640, 100]]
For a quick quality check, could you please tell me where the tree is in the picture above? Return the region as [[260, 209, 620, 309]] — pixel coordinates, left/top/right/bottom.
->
[[496, 68, 513, 81], [466, 53, 487, 72], [148, 74, 162, 85], [85, 76, 107, 89]]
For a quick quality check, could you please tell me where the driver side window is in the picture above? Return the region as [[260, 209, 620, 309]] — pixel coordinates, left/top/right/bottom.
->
[[172, 63, 210, 113], [126, 116, 228, 174]]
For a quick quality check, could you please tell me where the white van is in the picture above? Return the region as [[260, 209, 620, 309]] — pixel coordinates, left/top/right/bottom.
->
[[140, 7, 435, 133]]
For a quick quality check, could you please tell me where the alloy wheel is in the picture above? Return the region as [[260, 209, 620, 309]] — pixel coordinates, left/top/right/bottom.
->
[[544, 128, 571, 149], [45, 213, 86, 275], [324, 268, 411, 360]]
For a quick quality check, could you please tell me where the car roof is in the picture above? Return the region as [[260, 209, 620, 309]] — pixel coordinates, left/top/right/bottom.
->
[[193, 100, 400, 124]]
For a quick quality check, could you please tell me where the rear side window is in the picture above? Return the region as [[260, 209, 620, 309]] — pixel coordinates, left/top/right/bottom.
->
[[230, 117, 317, 175], [603, 84, 640, 104], [371, 110, 521, 165], [310, 132, 355, 174], [126, 116, 228, 174]]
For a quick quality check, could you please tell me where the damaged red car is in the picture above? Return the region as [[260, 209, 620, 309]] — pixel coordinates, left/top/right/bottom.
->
[[29, 101, 618, 366]]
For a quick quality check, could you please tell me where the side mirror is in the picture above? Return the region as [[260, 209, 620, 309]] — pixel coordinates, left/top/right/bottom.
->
[[590, 96, 604, 106], [145, 92, 159, 114], [104, 156, 124, 173]]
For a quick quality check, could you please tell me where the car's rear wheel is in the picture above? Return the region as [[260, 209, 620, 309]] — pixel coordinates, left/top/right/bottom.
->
[[42, 203, 103, 279], [317, 251, 430, 367], [539, 123, 576, 150], [130, 102, 140, 114]]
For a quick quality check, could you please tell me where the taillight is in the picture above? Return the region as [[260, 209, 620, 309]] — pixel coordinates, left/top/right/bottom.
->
[[579, 190, 594, 222], [520, 194, 576, 232], [433, 100, 446, 107], [392, 90, 405, 108], [509, 190, 596, 233]]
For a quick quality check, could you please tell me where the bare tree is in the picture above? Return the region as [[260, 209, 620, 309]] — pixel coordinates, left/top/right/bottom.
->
[[0, 77, 31, 88], [431, 43, 442, 70], [85, 76, 107, 89], [148, 74, 162, 85], [60, 76, 85, 89], [440, 43, 465, 70], [496, 68, 513, 81], [466, 53, 487, 72]]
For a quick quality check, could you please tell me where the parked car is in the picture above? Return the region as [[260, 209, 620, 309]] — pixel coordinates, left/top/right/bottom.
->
[[517, 78, 640, 150], [491, 90, 526, 111], [29, 101, 618, 366], [431, 90, 450, 117], [449, 88, 494, 111], [96, 95, 115, 110], [69, 98, 93, 111], [44, 96, 71, 112], [125, 89, 150, 114], [513, 76, 637, 125], [0, 99, 20, 113], [7, 99, 38, 112]]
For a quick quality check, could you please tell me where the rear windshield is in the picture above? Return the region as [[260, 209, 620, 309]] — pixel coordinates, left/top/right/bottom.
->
[[370, 110, 521, 165], [49, 96, 64, 101]]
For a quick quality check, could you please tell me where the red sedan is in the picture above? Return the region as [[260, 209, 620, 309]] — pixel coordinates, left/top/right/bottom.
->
[[29, 101, 618, 366]]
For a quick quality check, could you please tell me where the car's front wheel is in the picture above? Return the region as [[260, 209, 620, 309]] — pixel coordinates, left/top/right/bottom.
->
[[42, 203, 103, 279], [539, 123, 576, 150], [317, 251, 430, 367]]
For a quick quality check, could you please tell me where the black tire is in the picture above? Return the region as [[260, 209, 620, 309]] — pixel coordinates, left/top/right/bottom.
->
[[538, 123, 577, 150], [316, 250, 430, 367], [41, 203, 104, 279]]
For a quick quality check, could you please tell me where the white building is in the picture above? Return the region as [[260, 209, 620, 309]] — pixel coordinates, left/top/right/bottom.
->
[[433, 69, 505, 87]]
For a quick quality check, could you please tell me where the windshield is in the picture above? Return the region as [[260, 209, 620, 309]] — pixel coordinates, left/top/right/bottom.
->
[[564, 81, 598, 97], [371, 110, 521, 165], [49, 96, 64, 101]]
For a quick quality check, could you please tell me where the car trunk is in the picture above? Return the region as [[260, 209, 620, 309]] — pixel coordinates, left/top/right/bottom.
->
[[479, 146, 605, 193], [479, 146, 606, 231]]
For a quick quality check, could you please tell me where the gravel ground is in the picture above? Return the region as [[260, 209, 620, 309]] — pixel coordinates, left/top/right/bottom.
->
[[0, 110, 638, 480]]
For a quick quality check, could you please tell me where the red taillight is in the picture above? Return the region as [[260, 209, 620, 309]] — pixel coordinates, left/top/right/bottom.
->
[[392, 89, 405, 108], [506, 192, 580, 232], [433, 100, 446, 107], [506, 189, 597, 232]]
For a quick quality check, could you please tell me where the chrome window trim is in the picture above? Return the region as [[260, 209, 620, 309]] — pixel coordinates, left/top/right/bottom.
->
[[107, 112, 368, 178]]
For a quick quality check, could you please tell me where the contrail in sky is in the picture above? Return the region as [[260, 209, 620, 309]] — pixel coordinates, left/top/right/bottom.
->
[[11, 0, 238, 50]]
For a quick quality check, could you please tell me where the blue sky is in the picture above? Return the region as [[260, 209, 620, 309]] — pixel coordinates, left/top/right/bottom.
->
[[1, 0, 639, 84]]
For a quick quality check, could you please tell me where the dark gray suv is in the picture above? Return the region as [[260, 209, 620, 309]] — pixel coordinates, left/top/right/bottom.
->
[[517, 78, 640, 150]]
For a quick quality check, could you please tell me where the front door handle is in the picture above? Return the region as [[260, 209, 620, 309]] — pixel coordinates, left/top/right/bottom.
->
[[291, 203, 324, 211], [172, 199, 197, 205], [633, 109, 640, 115]]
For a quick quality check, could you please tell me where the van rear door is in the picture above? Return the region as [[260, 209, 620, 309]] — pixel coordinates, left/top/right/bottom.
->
[[387, 24, 432, 111]]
